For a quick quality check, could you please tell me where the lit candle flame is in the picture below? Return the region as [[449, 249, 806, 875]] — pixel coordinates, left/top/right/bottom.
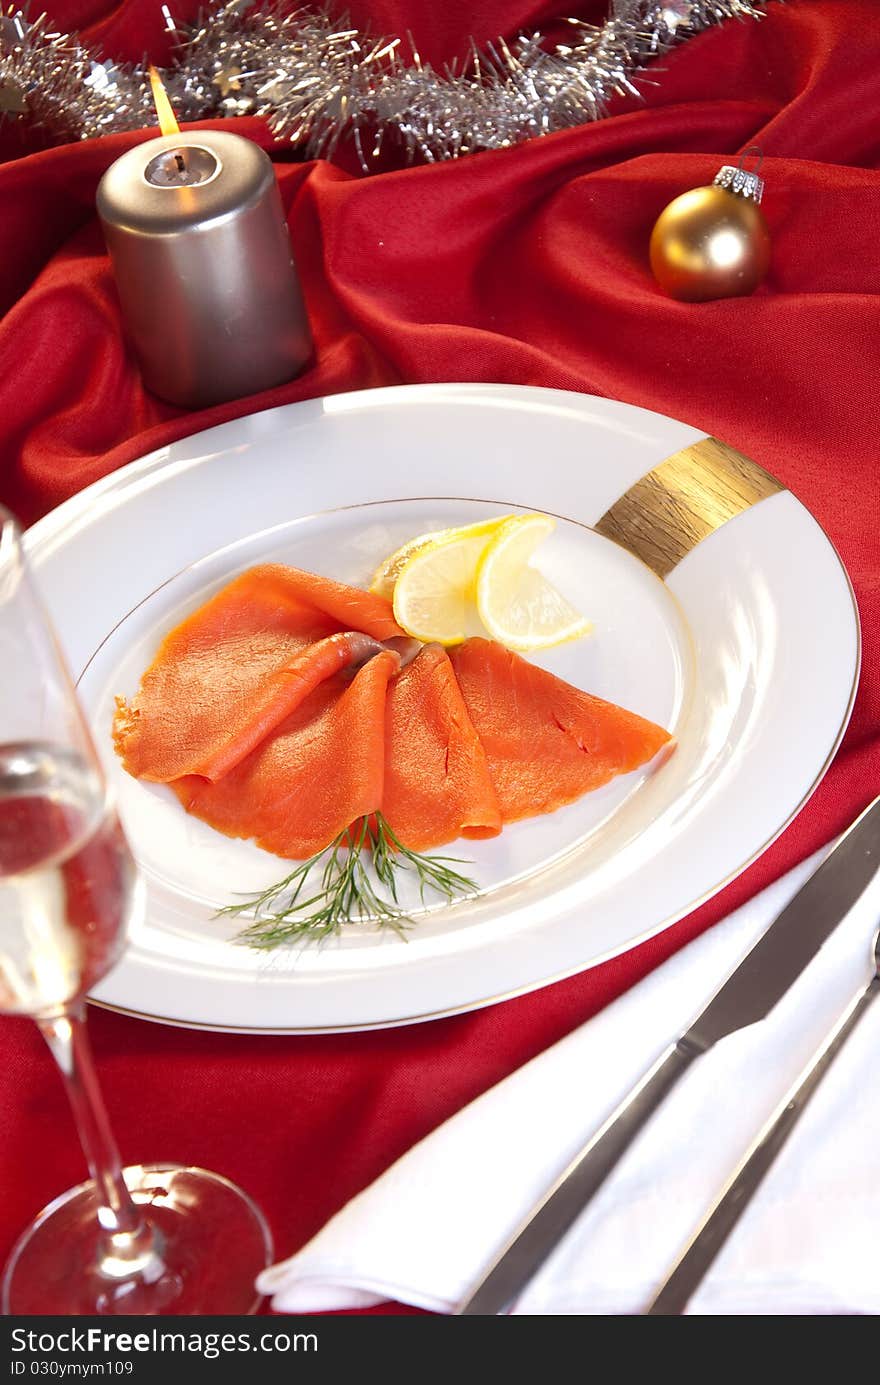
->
[[148, 65, 181, 137]]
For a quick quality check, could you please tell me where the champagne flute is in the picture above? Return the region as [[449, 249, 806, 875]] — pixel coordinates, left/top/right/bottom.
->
[[0, 505, 272, 1314]]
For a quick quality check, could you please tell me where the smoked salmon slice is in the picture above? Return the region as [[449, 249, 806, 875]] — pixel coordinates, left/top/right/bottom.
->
[[172, 650, 399, 860], [113, 564, 403, 784], [113, 564, 674, 864], [449, 638, 673, 823], [383, 644, 502, 852]]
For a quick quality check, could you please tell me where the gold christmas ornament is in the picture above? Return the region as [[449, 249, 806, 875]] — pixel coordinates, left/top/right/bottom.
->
[[650, 151, 770, 302]]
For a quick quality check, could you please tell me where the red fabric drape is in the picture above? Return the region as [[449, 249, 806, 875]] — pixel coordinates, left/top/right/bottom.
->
[[2, 0, 879, 1313]]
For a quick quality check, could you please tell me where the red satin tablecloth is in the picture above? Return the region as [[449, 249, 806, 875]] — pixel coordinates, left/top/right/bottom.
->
[[2, 0, 880, 1314]]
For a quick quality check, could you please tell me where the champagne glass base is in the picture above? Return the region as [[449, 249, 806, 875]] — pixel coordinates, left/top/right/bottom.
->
[[2, 1163, 273, 1315]]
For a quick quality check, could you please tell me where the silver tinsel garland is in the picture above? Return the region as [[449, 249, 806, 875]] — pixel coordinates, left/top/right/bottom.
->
[[0, 1, 774, 164]]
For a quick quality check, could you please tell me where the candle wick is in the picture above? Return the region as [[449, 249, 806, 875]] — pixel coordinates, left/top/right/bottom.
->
[[174, 152, 186, 175]]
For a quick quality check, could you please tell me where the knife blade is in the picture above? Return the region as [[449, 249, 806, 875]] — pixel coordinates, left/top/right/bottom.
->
[[455, 794, 880, 1316]]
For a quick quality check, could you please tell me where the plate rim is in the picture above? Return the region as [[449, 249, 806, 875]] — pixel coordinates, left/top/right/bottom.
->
[[23, 383, 861, 1033]]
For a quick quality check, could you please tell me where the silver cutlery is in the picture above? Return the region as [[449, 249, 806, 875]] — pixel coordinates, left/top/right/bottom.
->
[[645, 925, 880, 1314], [455, 795, 880, 1316]]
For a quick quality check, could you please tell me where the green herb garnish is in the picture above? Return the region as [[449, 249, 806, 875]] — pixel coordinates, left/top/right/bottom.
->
[[216, 812, 477, 950]]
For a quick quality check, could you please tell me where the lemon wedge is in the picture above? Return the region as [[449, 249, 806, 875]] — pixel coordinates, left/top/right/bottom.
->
[[389, 519, 506, 645], [476, 514, 593, 651], [370, 517, 507, 602], [369, 529, 452, 601]]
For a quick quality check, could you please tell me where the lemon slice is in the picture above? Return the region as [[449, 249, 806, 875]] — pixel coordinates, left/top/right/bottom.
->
[[476, 514, 593, 651], [370, 517, 507, 601], [369, 529, 453, 600], [390, 520, 505, 645]]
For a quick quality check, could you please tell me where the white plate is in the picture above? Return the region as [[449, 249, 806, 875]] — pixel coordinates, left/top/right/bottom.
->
[[24, 385, 859, 1032]]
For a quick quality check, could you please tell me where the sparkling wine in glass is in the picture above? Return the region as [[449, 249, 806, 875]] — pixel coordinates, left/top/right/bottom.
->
[[0, 505, 272, 1314]]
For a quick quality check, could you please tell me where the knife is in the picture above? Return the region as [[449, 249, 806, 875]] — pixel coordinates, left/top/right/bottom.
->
[[455, 794, 880, 1316], [645, 927, 880, 1314]]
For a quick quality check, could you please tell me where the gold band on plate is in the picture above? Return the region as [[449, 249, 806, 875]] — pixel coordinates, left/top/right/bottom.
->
[[594, 436, 784, 578]]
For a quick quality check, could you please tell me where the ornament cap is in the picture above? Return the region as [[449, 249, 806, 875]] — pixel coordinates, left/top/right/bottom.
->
[[714, 146, 765, 204]]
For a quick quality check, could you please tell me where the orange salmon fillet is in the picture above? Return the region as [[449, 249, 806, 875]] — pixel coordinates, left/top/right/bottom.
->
[[449, 638, 673, 822], [383, 645, 502, 852], [172, 651, 398, 860], [113, 564, 674, 863], [113, 564, 403, 783]]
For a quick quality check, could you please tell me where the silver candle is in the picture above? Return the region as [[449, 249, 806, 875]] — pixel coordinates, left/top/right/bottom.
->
[[97, 129, 312, 409]]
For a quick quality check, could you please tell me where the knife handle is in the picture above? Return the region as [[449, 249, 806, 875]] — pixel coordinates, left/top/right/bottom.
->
[[456, 1037, 702, 1315], [646, 973, 880, 1316]]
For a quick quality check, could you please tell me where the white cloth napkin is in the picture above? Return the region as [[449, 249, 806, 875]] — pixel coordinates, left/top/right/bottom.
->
[[258, 847, 880, 1315]]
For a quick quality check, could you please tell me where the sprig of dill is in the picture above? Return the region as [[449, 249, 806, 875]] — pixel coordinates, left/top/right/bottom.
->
[[216, 812, 478, 950]]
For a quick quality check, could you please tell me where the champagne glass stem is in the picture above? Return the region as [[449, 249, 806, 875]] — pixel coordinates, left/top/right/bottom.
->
[[0, 505, 271, 1314], [37, 1005, 162, 1278]]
